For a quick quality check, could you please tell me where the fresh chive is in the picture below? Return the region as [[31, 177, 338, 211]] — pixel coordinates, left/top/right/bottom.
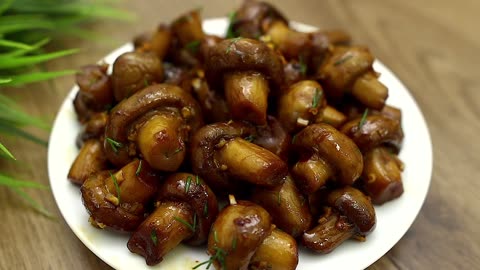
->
[[150, 230, 158, 246], [135, 160, 142, 176], [0, 173, 48, 189], [244, 135, 255, 142], [185, 40, 201, 53], [334, 54, 353, 66], [195, 175, 200, 185], [311, 88, 322, 108], [106, 137, 123, 153], [0, 48, 79, 69], [192, 246, 227, 270], [0, 142, 16, 160], [358, 108, 369, 129], [185, 175, 192, 193], [203, 203, 208, 216], [225, 11, 237, 39], [232, 237, 237, 251], [225, 37, 241, 54], [0, 70, 76, 87], [173, 216, 195, 232], [192, 213, 197, 232], [109, 172, 121, 204]]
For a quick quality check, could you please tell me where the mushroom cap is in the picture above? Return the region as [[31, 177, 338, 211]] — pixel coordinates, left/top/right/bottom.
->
[[104, 84, 203, 167], [340, 115, 404, 152], [326, 186, 376, 234], [205, 38, 284, 92], [293, 123, 363, 186], [111, 51, 164, 101], [155, 173, 219, 245], [232, 0, 289, 39]]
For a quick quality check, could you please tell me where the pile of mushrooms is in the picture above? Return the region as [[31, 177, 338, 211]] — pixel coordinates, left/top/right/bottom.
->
[[67, 0, 405, 269]]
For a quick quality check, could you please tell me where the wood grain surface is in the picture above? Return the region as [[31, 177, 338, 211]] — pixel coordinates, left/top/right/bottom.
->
[[1, 0, 479, 269]]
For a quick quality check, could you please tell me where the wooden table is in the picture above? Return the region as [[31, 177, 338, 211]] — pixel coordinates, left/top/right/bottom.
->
[[1, 0, 479, 269]]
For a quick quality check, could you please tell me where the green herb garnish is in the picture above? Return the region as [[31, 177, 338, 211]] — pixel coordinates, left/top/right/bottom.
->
[[174, 216, 195, 232], [185, 40, 201, 53], [358, 108, 369, 129], [196, 175, 200, 185], [192, 246, 227, 269], [109, 172, 121, 204], [185, 175, 192, 193], [311, 88, 322, 108], [225, 11, 238, 39], [106, 137, 123, 153], [150, 230, 158, 246], [213, 229, 219, 243], [135, 160, 142, 176], [0, 143, 16, 160], [225, 37, 241, 54], [334, 54, 353, 66]]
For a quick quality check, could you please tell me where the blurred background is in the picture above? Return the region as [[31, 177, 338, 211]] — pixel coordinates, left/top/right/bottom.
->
[[0, 0, 478, 269]]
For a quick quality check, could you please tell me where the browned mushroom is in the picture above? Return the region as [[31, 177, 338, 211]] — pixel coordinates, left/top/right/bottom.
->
[[340, 114, 404, 153], [277, 80, 326, 133], [134, 24, 172, 61], [291, 123, 363, 194], [362, 146, 404, 204], [249, 229, 298, 270], [73, 64, 113, 122], [127, 200, 194, 266], [68, 139, 109, 185], [190, 73, 231, 123], [190, 121, 288, 192], [251, 175, 312, 238], [128, 173, 218, 265], [317, 46, 388, 110], [81, 159, 159, 231], [302, 186, 376, 253], [111, 51, 164, 101], [204, 199, 273, 270], [314, 105, 347, 128], [205, 38, 284, 125], [231, 0, 288, 39], [155, 173, 219, 245], [104, 84, 203, 171]]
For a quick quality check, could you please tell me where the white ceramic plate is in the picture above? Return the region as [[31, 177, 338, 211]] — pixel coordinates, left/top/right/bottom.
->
[[48, 18, 433, 270]]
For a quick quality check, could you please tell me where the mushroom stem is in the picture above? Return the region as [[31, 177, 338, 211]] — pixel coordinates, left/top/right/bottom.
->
[[302, 211, 356, 254], [215, 137, 287, 187], [266, 21, 290, 45], [351, 72, 388, 110], [127, 201, 195, 266], [315, 105, 346, 128], [224, 71, 269, 125], [291, 156, 332, 194], [137, 113, 186, 171]]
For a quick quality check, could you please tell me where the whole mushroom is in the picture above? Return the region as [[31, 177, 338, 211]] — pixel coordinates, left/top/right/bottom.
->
[[291, 123, 363, 194], [104, 84, 203, 171], [81, 159, 159, 231], [205, 38, 284, 125], [317, 46, 388, 110], [190, 121, 288, 192], [127, 173, 218, 265], [302, 186, 376, 253]]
